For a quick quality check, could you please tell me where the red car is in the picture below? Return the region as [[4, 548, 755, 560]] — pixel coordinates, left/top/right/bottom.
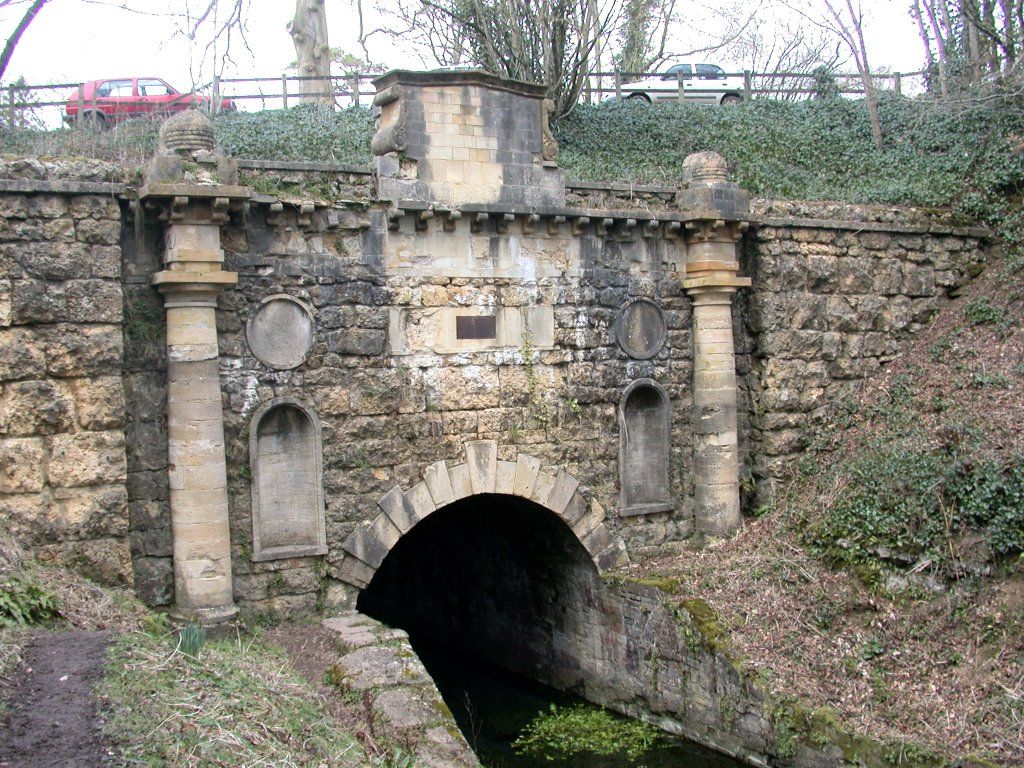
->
[[64, 77, 236, 127]]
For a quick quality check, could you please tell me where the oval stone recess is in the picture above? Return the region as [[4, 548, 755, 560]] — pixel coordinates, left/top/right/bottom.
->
[[615, 298, 667, 360], [246, 294, 315, 370]]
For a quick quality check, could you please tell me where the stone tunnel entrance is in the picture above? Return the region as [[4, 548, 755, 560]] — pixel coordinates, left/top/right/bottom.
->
[[356, 493, 600, 690], [355, 494, 750, 767]]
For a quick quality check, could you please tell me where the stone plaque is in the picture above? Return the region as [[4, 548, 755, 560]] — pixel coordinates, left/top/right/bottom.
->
[[246, 294, 314, 370], [456, 315, 497, 340], [250, 398, 327, 561], [615, 299, 667, 360]]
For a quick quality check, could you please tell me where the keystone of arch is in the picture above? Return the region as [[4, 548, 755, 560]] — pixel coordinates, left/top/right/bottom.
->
[[339, 440, 630, 589]]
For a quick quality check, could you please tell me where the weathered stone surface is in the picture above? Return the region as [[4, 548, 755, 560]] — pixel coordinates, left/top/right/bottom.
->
[[0, 437, 45, 493], [333, 644, 430, 689], [0, 380, 75, 435], [47, 430, 126, 488], [378, 484, 418, 533], [0, 327, 45, 380], [74, 376, 126, 430], [133, 556, 173, 605], [43, 323, 122, 377], [465, 440, 497, 495], [246, 295, 315, 370], [66, 279, 122, 323], [423, 460, 455, 508], [323, 611, 478, 766], [36, 537, 132, 586]]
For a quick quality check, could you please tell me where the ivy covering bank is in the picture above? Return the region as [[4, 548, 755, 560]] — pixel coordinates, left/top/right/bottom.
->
[[4, 91, 1024, 230]]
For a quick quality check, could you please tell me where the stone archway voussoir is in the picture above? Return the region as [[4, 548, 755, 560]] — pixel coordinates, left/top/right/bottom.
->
[[339, 441, 631, 588], [339, 554, 376, 589]]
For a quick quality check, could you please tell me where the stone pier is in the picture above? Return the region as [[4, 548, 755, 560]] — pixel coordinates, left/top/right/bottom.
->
[[680, 153, 752, 537], [141, 111, 250, 624]]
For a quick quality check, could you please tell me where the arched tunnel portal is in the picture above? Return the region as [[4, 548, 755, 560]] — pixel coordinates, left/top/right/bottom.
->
[[356, 493, 604, 692]]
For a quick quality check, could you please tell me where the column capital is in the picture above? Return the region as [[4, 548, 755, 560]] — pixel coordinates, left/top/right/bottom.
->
[[139, 182, 251, 225]]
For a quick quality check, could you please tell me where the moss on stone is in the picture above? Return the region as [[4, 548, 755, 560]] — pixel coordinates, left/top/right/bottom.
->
[[629, 576, 682, 593], [240, 171, 334, 201], [678, 598, 732, 654], [431, 696, 453, 719], [764, 693, 952, 768]]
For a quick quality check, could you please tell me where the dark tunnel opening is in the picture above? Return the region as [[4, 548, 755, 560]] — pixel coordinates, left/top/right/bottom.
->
[[356, 493, 601, 686]]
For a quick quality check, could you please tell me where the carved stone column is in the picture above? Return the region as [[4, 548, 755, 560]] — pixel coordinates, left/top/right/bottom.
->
[[679, 153, 752, 538], [141, 111, 250, 625]]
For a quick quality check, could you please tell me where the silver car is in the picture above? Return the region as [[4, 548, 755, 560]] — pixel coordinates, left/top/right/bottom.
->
[[616, 63, 745, 105]]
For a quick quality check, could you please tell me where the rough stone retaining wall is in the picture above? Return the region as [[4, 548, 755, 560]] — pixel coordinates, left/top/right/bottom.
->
[[579, 582, 928, 768], [739, 201, 988, 504], [0, 161, 130, 585]]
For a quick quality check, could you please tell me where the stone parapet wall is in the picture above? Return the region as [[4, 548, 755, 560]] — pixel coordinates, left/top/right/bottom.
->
[[0, 162, 130, 585]]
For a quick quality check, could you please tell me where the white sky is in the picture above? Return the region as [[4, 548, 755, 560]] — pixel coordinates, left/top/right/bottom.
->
[[1, 0, 926, 97]]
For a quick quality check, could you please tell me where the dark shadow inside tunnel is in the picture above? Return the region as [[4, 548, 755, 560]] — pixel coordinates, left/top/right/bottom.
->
[[356, 493, 602, 688]]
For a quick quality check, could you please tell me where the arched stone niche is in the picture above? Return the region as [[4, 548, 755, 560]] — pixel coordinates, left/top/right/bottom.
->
[[619, 379, 673, 516], [250, 397, 327, 561]]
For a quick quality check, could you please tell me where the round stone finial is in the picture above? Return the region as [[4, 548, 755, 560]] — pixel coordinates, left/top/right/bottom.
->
[[683, 151, 728, 184], [158, 109, 215, 157]]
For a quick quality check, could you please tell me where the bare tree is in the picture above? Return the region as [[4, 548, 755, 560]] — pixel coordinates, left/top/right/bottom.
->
[[289, 0, 333, 106], [381, 0, 622, 117], [911, 0, 1024, 94], [0, 0, 48, 82], [613, 0, 678, 73], [717, 2, 847, 100], [788, 0, 883, 149]]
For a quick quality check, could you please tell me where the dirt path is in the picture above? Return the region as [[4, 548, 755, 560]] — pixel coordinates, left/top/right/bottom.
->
[[0, 630, 111, 768]]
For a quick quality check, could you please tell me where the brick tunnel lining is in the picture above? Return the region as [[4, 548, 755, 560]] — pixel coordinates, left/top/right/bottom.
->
[[356, 493, 603, 686]]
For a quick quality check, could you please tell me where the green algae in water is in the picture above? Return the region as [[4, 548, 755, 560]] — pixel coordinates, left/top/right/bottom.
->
[[513, 704, 664, 762], [412, 639, 746, 768]]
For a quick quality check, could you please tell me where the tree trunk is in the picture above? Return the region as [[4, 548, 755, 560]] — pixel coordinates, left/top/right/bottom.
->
[[288, 0, 333, 106], [920, 0, 950, 97], [827, 0, 883, 150], [0, 0, 47, 83]]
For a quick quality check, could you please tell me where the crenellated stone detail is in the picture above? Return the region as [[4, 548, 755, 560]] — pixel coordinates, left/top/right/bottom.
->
[[338, 440, 630, 589]]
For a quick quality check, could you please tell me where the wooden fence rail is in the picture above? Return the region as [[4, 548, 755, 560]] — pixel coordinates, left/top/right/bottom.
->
[[0, 68, 928, 127]]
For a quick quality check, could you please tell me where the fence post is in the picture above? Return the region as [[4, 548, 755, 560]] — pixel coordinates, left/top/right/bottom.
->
[[614, 70, 621, 101], [7, 85, 14, 129], [677, 69, 685, 103], [281, 73, 289, 109], [351, 72, 360, 106], [76, 84, 84, 126], [743, 70, 752, 101], [894, 72, 902, 96], [212, 75, 221, 114]]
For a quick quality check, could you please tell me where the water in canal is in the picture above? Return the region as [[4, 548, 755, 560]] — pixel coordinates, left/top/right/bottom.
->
[[412, 639, 747, 768]]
